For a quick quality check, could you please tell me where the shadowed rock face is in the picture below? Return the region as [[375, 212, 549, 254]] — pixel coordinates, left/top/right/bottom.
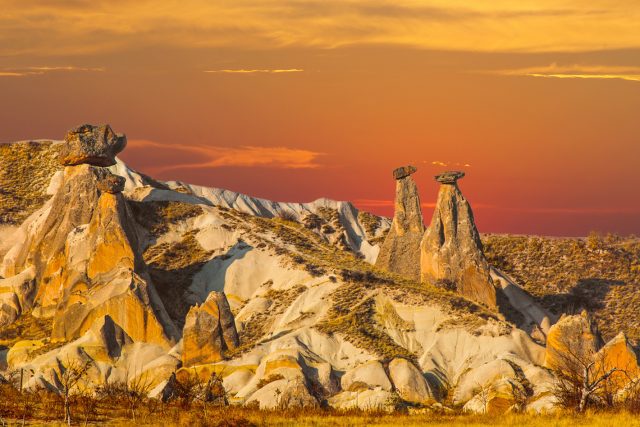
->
[[182, 291, 240, 367], [420, 172, 497, 308], [58, 124, 127, 167], [375, 166, 425, 281]]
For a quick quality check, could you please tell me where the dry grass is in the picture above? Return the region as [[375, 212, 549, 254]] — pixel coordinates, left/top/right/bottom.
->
[[0, 141, 61, 225], [0, 312, 52, 347], [3, 399, 640, 427], [129, 200, 204, 236], [144, 230, 213, 328], [483, 233, 640, 342]]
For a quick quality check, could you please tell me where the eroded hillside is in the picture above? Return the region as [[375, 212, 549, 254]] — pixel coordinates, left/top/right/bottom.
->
[[484, 234, 640, 343]]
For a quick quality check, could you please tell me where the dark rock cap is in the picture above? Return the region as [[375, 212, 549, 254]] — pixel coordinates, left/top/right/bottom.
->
[[435, 171, 465, 184], [59, 124, 127, 167], [393, 165, 417, 180]]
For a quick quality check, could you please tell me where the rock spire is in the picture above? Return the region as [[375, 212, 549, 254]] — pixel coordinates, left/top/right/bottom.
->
[[420, 171, 497, 308], [375, 165, 425, 281]]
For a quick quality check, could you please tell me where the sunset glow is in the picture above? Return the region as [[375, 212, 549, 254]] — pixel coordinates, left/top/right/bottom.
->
[[1, 0, 639, 236]]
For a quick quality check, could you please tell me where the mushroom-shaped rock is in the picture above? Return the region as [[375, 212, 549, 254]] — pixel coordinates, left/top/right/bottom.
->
[[420, 171, 497, 308], [59, 124, 127, 167], [393, 165, 417, 180], [341, 360, 392, 392], [388, 358, 436, 404], [435, 170, 465, 184], [182, 291, 239, 367], [376, 165, 425, 281], [544, 310, 603, 372]]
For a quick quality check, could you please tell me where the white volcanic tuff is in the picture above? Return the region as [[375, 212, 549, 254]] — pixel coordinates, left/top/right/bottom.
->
[[163, 181, 389, 263], [491, 267, 556, 338]]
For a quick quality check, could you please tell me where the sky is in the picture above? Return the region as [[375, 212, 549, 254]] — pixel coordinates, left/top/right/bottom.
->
[[1, 0, 639, 236]]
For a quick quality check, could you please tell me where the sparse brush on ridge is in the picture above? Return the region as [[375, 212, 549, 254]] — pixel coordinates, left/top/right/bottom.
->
[[275, 210, 298, 222], [483, 234, 640, 341]]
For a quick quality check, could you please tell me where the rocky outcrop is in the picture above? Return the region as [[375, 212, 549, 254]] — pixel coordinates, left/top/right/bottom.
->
[[341, 360, 392, 392], [420, 171, 497, 309], [376, 165, 425, 281], [0, 124, 179, 348], [544, 310, 603, 372], [0, 267, 35, 328], [388, 358, 436, 404], [58, 124, 126, 167], [595, 332, 640, 389], [182, 291, 239, 367]]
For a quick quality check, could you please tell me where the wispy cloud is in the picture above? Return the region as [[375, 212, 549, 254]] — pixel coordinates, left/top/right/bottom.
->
[[0, 66, 104, 77], [204, 69, 304, 74], [491, 64, 640, 83], [1, 1, 639, 55], [428, 160, 472, 168], [128, 139, 324, 172]]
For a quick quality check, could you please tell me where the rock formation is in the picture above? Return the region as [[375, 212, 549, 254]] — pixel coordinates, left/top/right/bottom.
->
[[376, 165, 425, 281], [1, 124, 179, 347], [420, 171, 497, 308], [596, 332, 640, 389], [182, 291, 240, 367], [58, 124, 126, 167], [544, 310, 603, 372], [388, 358, 437, 404]]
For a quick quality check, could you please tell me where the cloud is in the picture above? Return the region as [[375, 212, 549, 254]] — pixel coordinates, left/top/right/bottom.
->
[[429, 160, 472, 168], [490, 64, 640, 83], [204, 69, 304, 74], [1, 1, 639, 55], [0, 66, 104, 77], [127, 139, 324, 172]]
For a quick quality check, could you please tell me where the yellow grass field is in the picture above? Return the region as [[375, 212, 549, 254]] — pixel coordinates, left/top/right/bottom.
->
[[93, 410, 640, 427]]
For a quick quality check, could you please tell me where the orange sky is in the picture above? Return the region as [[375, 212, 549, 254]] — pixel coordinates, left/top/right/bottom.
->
[[1, 1, 639, 236]]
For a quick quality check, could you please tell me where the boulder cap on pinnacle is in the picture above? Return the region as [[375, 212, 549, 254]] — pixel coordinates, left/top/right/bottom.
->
[[393, 165, 418, 180], [435, 171, 465, 184], [58, 123, 127, 167]]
